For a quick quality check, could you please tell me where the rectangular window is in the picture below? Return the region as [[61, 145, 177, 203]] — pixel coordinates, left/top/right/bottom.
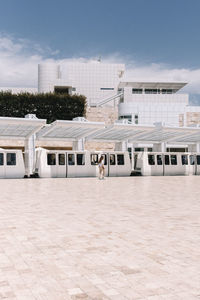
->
[[91, 154, 98, 165], [165, 155, 170, 165], [68, 154, 75, 165], [157, 155, 162, 165], [100, 88, 114, 90], [77, 154, 85, 165], [117, 154, 124, 165], [171, 155, 177, 165], [148, 154, 155, 165], [162, 89, 173, 94], [132, 88, 142, 94], [190, 155, 195, 165], [197, 155, 200, 165], [101, 154, 107, 165], [0, 153, 4, 165], [145, 89, 160, 94], [59, 154, 65, 165], [7, 153, 16, 166], [181, 155, 188, 165], [110, 154, 116, 165], [47, 153, 56, 165]]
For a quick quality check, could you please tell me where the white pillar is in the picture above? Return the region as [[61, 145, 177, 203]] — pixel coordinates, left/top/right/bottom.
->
[[24, 114, 37, 177], [72, 139, 85, 151], [153, 142, 166, 152], [115, 141, 128, 151]]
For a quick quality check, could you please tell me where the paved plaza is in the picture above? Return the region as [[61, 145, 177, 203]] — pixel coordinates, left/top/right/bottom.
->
[[0, 176, 200, 300]]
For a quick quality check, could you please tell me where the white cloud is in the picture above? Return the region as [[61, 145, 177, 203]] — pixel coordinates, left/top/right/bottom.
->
[[0, 34, 200, 97]]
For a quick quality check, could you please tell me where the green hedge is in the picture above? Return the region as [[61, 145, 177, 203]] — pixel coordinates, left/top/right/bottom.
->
[[0, 91, 87, 123]]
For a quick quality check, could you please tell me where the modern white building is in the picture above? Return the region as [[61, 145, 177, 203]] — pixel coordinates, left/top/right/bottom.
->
[[118, 82, 189, 126], [38, 62, 125, 106]]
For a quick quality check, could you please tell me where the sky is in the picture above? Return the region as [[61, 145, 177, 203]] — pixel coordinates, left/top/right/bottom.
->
[[0, 0, 200, 100]]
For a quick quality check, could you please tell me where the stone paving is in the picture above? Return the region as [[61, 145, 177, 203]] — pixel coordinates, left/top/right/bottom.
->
[[0, 176, 200, 300]]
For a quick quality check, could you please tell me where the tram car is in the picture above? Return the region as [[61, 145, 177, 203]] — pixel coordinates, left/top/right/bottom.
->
[[35, 148, 132, 178], [133, 151, 200, 176], [0, 148, 25, 178]]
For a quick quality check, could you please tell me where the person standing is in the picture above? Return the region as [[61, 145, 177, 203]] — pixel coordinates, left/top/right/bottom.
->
[[98, 155, 105, 179]]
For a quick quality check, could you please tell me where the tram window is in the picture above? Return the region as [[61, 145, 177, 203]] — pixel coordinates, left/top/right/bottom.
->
[[77, 154, 85, 165], [197, 155, 200, 165], [7, 153, 16, 166], [157, 155, 162, 165], [110, 154, 116, 165], [47, 153, 56, 165], [101, 154, 107, 165], [171, 155, 177, 165], [181, 155, 188, 165], [0, 153, 4, 165], [165, 155, 170, 165], [91, 154, 98, 165], [117, 154, 124, 165], [68, 154, 75, 165], [148, 154, 155, 165], [190, 155, 195, 165], [59, 154, 65, 165]]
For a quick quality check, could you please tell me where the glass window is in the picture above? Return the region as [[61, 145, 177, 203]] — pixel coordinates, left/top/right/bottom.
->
[[47, 153, 56, 165], [68, 154, 75, 165], [157, 155, 162, 165], [77, 154, 85, 165], [181, 155, 188, 165], [171, 155, 177, 165], [91, 154, 98, 165], [7, 153, 16, 166], [197, 155, 200, 165], [110, 154, 116, 165], [101, 154, 107, 165], [165, 155, 170, 165], [59, 154, 65, 165], [190, 155, 195, 165], [0, 153, 4, 165], [148, 154, 155, 165], [117, 154, 124, 165], [132, 88, 142, 94]]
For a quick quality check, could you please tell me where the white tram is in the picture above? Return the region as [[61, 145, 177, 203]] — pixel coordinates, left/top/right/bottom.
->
[[133, 151, 200, 176], [35, 148, 132, 178], [0, 149, 25, 179]]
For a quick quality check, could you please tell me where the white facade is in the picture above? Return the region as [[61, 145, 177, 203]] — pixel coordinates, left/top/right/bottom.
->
[[118, 82, 190, 126], [38, 62, 125, 105]]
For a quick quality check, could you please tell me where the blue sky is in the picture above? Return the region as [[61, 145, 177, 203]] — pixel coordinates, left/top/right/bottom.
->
[[0, 0, 200, 96]]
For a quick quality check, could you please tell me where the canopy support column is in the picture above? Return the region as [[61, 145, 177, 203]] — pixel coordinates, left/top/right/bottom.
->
[[115, 141, 128, 151], [153, 142, 166, 152], [24, 114, 37, 177], [72, 139, 85, 151]]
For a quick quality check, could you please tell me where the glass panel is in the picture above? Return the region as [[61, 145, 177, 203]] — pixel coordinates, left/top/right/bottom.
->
[[47, 153, 56, 165], [148, 154, 155, 165], [7, 153, 16, 166], [132, 88, 142, 94], [0, 153, 4, 165], [110, 154, 116, 165], [197, 155, 200, 165], [181, 155, 188, 165], [117, 154, 124, 165], [101, 154, 107, 165], [59, 154, 65, 165], [0, 153, 4, 166], [77, 154, 85, 165], [68, 154, 75, 165], [171, 155, 177, 165], [165, 155, 170, 165], [190, 155, 195, 165], [157, 155, 162, 165], [91, 154, 98, 165]]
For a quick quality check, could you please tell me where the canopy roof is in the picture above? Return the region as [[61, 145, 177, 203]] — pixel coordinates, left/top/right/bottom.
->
[[0, 117, 46, 140], [37, 119, 105, 141], [118, 81, 187, 91]]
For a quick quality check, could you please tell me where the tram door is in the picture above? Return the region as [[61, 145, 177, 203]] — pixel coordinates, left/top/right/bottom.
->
[[100, 153, 109, 177]]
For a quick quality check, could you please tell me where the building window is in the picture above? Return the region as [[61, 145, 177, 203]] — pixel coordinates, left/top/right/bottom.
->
[[100, 88, 114, 90], [132, 88, 143, 94], [162, 89, 173, 94], [54, 86, 69, 94], [145, 89, 160, 94], [119, 115, 132, 123]]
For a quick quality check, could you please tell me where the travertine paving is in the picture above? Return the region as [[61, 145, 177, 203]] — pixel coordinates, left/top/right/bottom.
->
[[0, 176, 200, 300]]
